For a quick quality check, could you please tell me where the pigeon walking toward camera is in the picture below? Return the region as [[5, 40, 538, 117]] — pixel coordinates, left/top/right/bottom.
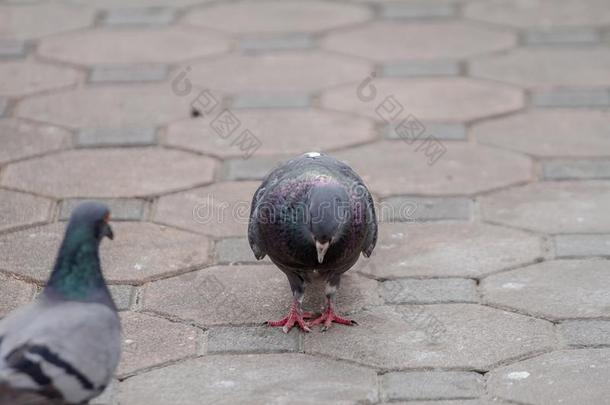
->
[[248, 152, 377, 332], [0, 202, 121, 405]]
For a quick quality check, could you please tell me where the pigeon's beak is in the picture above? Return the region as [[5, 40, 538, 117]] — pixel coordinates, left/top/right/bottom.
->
[[315, 240, 330, 264], [102, 222, 114, 240]]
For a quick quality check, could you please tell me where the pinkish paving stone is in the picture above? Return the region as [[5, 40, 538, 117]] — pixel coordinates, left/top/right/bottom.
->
[[0, 4, 95, 40], [322, 78, 524, 122], [184, 0, 371, 34], [118, 312, 199, 377], [323, 21, 515, 61], [154, 182, 260, 238], [355, 223, 543, 279], [182, 51, 371, 93], [0, 222, 210, 284], [481, 181, 610, 233], [465, 0, 610, 28], [16, 85, 192, 129], [335, 141, 532, 197], [0, 189, 53, 233], [38, 26, 229, 66], [64, 0, 205, 7], [471, 47, 610, 88], [0, 119, 71, 165], [142, 265, 381, 326], [304, 304, 555, 370], [0, 273, 35, 318], [165, 109, 375, 158], [1, 148, 216, 198], [0, 61, 81, 97], [472, 110, 610, 157]]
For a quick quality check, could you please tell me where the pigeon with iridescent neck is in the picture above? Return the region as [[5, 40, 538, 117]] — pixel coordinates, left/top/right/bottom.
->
[[248, 152, 377, 332], [0, 202, 121, 404]]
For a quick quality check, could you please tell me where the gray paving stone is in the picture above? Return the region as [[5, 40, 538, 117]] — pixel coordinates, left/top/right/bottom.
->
[[398, 400, 510, 405], [531, 88, 610, 108], [0, 98, 7, 117], [382, 279, 477, 304], [207, 326, 299, 353], [0, 119, 72, 165], [0, 61, 81, 98], [387, 121, 466, 141], [559, 320, 610, 347], [59, 198, 146, 221], [543, 159, 610, 180], [481, 260, 610, 320], [0, 189, 53, 233], [488, 349, 610, 405], [523, 28, 600, 46], [380, 2, 456, 19], [231, 92, 311, 109], [0, 40, 27, 58], [88, 65, 168, 84], [554, 234, 610, 258], [381, 60, 460, 77], [382, 371, 484, 401], [90, 380, 116, 405], [220, 157, 279, 181], [108, 285, 134, 311], [77, 127, 157, 147], [215, 238, 270, 264], [380, 196, 472, 222], [102, 7, 176, 26], [240, 34, 314, 52], [0, 273, 35, 318]]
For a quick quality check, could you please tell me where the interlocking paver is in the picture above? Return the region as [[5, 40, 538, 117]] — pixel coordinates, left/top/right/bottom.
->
[[335, 141, 532, 197], [166, 109, 374, 158], [481, 181, 610, 233], [101, 8, 176, 26], [355, 223, 543, 278], [0, 39, 27, 58], [530, 88, 610, 108], [323, 21, 515, 61], [0, 118, 71, 165], [0, 189, 53, 233], [220, 157, 283, 181], [382, 371, 484, 401], [482, 260, 610, 319], [0, 4, 95, 40], [559, 320, 610, 346], [0, 98, 6, 117], [303, 304, 555, 370], [207, 326, 299, 353], [381, 60, 461, 78], [184, 0, 371, 34], [382, 279, 478, 304], [380, 196, 472, 221], [59, 199, 146, 221], [63, 0, 205, 7], [2, 148, 216, 198], [523, 28, 600, 45], [0, 222, 211, 283], [0, 61, 80, 97], [543, 159, 610, 180], [0, 273, 35, 318], [142, 265, 382, 326], [118, 312, 199, 377], [239, 34, 314, 52], [118, 354, 378, 404], [387, 122, 466, 141], [473, 110, 610, 157], [107, 285, 134, 311], [231, 92, 311, 109], [215, 238, 270, 264], [77, 127, 157, 147], [554, 234, 610, 258], [380, 2, 456, 19], [88, 65, 168, 84], [322, 78, 523, 122], [487, 349, 610, 404]]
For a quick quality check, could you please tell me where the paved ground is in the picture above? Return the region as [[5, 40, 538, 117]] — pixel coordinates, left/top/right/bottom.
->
[[1, 0, 610, 404]]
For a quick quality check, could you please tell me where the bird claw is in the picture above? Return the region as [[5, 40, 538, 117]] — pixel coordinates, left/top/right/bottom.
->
[[266, 304, 312, 333], [308, 307, 357, 331]]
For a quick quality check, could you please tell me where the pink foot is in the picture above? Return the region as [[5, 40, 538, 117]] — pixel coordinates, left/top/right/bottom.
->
[[308, 306, 357, 331], [266, 302, 312, 333]]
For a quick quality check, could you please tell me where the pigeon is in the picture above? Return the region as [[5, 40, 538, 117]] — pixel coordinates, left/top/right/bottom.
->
[[248, 152, 377, 332], [0, 202, 121, 405]]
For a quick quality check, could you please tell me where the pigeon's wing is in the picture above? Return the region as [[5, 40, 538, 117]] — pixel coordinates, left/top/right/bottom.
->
[[248, 182, 268, 260], [0, 301, 121, 404], [361, 189, 378, 257]]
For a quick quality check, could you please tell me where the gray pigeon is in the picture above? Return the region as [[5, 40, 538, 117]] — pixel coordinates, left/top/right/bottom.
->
[[248, 152, 377, 332], [0, 202, 121, 404]]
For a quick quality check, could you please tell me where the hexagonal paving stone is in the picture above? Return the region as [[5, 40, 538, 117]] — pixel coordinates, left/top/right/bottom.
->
[[488, 349, 610, 404], [355, 223, 543, 279], [0, 61, 80, 97], [0, 222, 211, 283], [165, 109, 375, 158], [118, 312, 199, 377], [0, 4, 95, 40], [1, 148, 216, 198], [118, 353, 378, 404], [322, 78, 523, 122], [154, 182, 259, 238], [465, 0, 610, 28], [482, 260, 610, 320], [38, 26, 229, 66], [335, 141, 532, 197], [471, 48, 610, 88], [304, 304, 555, 370], [0, 119, 71, 165], [16, 85, 192, 129], [472, 110, 610, 157], [142, 265, 381, 326], [481, 181, 610, 233], [0, 189, 53, 233], [184, 0, 371, 34], [0, 273, 35, 318], [182, 51, 371, 93], [323, 21, 515, 61]]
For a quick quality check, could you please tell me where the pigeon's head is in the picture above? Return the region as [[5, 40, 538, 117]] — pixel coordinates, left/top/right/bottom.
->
[[308, 183, 350, 263], [68, 201, 114, 242]]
